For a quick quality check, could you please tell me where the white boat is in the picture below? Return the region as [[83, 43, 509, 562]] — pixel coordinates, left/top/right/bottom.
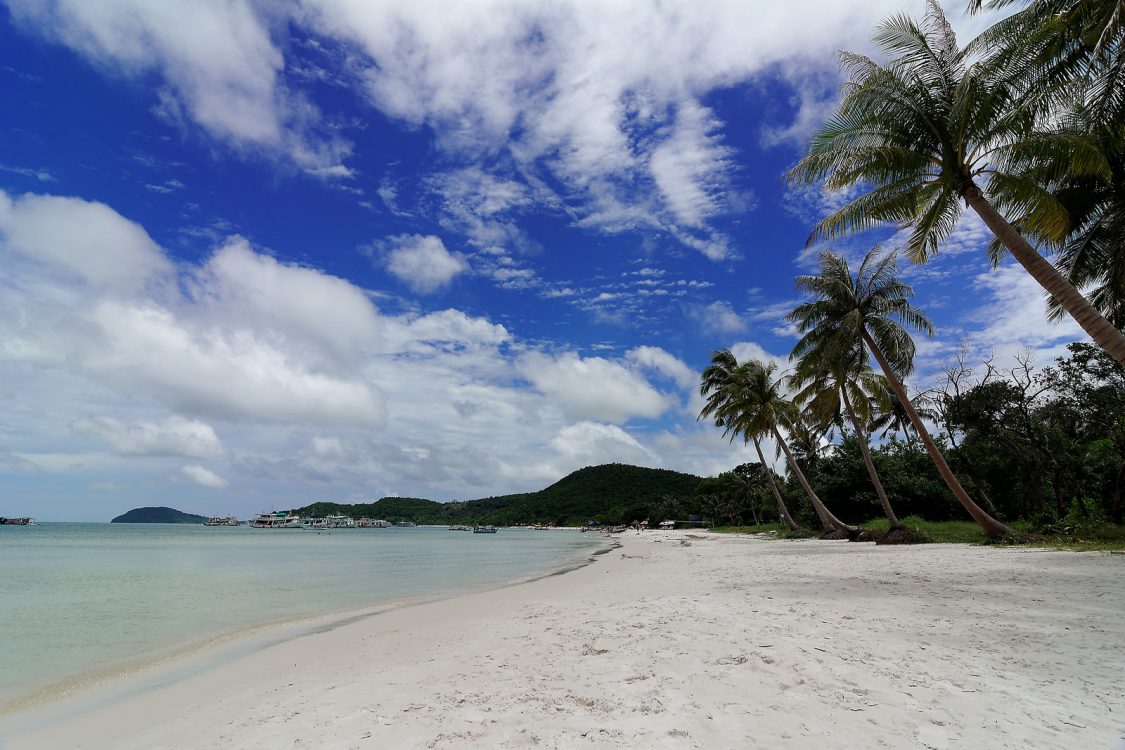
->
[[472, 525, 498, 534], [326, 514, 355, 528], [395, 520, 416, 528], [358, 518, 391, 528], [448, 524, 470, 531], [249, 511, 302, 529], [203, 516, 240, 526], [0, 517, 35, 525], [304, 514, 355, 530]]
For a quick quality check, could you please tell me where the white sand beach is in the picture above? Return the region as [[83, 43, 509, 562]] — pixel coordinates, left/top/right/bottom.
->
[[3, 532, 1123, 749]]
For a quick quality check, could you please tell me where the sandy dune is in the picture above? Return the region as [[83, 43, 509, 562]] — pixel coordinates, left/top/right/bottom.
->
[[3, 533, 1123, 749]]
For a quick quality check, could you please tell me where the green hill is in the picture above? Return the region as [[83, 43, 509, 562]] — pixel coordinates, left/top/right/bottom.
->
[[111, 506, 208, 524], [292, 463, 702, 527]]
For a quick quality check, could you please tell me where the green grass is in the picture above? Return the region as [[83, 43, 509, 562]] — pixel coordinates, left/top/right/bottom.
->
[[713, 515, 1125, 552]]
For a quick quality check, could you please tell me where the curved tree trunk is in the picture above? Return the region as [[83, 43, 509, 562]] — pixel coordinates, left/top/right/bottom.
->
[[962, 182, 1125, 366], [863, 330, 1013, 537], [841, 388, 902, 529], [770, 425, 858, 534], [752, 436, 800, 531]]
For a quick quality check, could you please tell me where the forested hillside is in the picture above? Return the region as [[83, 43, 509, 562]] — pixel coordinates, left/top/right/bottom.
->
[[292, 463, 702, 526]]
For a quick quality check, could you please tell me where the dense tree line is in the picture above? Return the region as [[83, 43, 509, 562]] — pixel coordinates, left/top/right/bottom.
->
[[292, 464, 702, 527]]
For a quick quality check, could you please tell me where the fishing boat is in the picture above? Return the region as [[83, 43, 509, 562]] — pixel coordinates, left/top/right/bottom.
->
[[248, 511, 302, 529], [472, 525, 498, 534]]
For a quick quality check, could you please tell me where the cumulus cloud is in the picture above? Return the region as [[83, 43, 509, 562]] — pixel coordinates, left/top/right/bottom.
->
[[626, 346, 696, 389], [549, 421, 659, 468], [193, 237, 382, 363], [73, 416, 224, 459], [180, 463, 228, 488], [0, 191, 386, 429], [517, 351, 671, 423], [0, 190, 172, 293], [378, 234, 469, 293]]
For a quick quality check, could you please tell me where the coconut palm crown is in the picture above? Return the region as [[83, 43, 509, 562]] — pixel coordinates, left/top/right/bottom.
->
[[787, 1, 1125, 365], [698, 350, 800, 530]]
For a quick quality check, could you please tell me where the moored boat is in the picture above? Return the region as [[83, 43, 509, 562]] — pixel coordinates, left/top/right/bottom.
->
[[448, 524, 470, 531], [358, 518, 391, 528], [0, 517, 35, 525], [395, 520, 416, 527], [203, 516, 240, 526], [249, 511, 302, 529], [472, 525, 498, 534]]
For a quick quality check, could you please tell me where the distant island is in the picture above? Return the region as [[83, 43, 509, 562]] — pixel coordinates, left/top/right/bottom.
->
[[111, 506, 208, 524], [293, 463, 702, 528]]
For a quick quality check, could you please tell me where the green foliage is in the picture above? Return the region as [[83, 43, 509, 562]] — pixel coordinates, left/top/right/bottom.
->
[[111, 506, 208, 524], [291, 464, 702, 527]]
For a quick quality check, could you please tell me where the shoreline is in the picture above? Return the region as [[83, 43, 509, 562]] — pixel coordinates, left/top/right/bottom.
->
[[0, 532, 610, 725], [3, 532, 1123, 748]]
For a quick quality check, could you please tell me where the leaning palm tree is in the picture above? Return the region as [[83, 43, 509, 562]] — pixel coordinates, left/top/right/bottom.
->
[[792, 346, 904, 529], [787, 2, 1125, 366], [700, 350, 857, 534], [787, 247, 1012, 537], [699, 350, 800, 531]]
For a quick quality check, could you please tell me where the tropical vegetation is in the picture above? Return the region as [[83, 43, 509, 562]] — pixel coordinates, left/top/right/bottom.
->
[[693, 1, 1123, 545]]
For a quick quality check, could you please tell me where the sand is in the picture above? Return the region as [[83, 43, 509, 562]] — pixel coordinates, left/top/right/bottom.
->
[[2, 532, 1123, 749]]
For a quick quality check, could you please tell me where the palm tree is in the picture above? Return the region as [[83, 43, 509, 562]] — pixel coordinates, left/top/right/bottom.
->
[[968, 0, 1124, 128], [787, 3, 1125, 366], [787, 247, 1012, 537], [983, 106, 1125, 328], [699, 350, 857, 534], [699, 350, 800, 531], [727, 472, 761, 527], [870, 387, 937, 440], [792, 346, 904, 529]]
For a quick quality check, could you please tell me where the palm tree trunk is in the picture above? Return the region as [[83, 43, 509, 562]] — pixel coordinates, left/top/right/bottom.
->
[[841, 388, 902, 529], [862, 330, 1013, 537], [752, 436, 800, 531], [962, 181, 1125, 366], [770, 425, 857, 534]]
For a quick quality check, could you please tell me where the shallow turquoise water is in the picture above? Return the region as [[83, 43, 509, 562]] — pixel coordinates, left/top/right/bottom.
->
[[0, 523, 601, 705]]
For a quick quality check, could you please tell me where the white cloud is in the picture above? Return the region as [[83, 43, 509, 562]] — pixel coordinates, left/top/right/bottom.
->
[[962, 264, 1087, 364], [73, 416, 224, 459], [379, 234, 469, 293], [180, 463, 228, 488], [549, 421, 659, 468], [517, 351, 671, 423], [689, 300, 746, 335], [626, 346, 696, 389], [649, 102, 732, 229], [6, 0, 348, 171], [193, 237, 382, 363], [0, 190, 172, 294], [298, 0, 919, 255]]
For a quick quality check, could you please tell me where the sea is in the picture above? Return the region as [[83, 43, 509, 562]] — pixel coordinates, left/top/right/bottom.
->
[[0, 522, 604, 710]]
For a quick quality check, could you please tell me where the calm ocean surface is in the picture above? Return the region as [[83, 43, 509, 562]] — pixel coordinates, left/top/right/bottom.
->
[[0, 523, 603, 707]]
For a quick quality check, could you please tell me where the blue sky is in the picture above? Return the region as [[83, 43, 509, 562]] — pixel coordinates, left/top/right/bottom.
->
[[0, 1, 1085, 521]]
